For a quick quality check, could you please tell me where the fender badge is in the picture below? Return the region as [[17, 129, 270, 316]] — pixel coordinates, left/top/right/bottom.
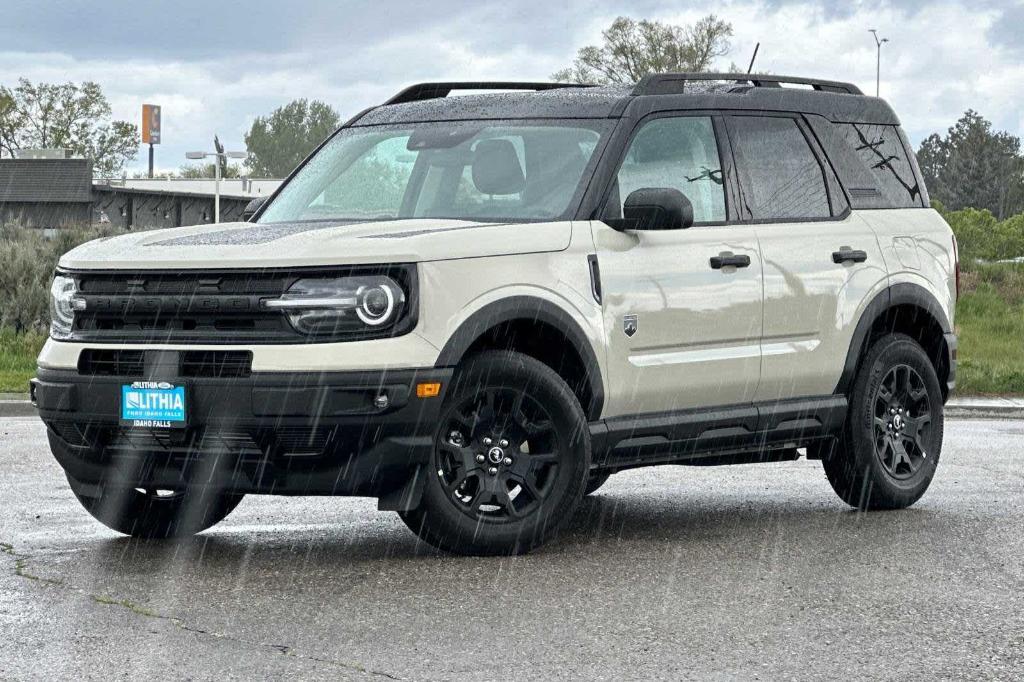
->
[[623, 314, 638, 337]]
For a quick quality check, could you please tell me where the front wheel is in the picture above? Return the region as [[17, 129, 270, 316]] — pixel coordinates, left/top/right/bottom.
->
[[399, 351, 590, 555], [69, 479, 243, 538], [823, 333, 944, 510]]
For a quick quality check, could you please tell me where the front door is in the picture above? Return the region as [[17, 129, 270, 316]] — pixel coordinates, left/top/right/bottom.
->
[[592, 115, 763, 418]]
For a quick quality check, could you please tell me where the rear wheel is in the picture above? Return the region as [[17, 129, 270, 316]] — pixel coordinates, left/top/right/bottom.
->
[[399, 351, 589, 555], [69, 480, 243, 538], [823, 333, 943, 510]]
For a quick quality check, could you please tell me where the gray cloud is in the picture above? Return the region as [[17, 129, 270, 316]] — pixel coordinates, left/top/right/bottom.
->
[[987, 1, 1024, 52], [2, 0, 1021, 174]]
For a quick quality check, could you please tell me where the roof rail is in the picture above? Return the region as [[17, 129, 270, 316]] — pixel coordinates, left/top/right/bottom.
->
[[384, 81, 593, 105], [632, 73, 863, 96]]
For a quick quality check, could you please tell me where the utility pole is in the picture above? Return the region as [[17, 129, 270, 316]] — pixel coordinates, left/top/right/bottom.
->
[[186, 145, 248, 223], [869, 29, 889, 97]]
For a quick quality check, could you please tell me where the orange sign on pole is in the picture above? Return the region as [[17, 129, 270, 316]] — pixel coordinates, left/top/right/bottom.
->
[[141, 104, 161, 144]]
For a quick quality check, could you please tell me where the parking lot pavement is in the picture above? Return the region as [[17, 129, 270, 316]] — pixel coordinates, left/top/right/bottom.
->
[[2, 417, 1022, 680]]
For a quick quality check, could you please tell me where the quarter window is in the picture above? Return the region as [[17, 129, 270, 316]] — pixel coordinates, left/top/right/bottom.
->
[[728, 116, 831, 220], [840, 123, 922, 207], [613, 116, 726, 224]]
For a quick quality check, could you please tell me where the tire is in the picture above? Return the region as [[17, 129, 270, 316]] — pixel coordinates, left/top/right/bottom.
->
[[69, 479, 244, 539], [399, 350, 590, 555], [823, 333, 944, 510], [584, 470, 612, 496]]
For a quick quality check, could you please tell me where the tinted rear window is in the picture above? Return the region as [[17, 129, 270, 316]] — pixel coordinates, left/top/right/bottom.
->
[[727, 116, 831, 221]]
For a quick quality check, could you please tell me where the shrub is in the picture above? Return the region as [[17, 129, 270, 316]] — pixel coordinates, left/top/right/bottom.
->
[[0, 225, 124, 332], [936, 204, 1024, 265]]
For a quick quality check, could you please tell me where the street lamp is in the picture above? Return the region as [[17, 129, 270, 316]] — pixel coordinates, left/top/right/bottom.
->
[[869, 29, 889, 97], [185, 148, 247, 223]]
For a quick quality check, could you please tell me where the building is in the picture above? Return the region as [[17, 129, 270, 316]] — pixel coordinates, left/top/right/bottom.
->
[[0, 158, 282, 230], [0, 158, 94, 228]]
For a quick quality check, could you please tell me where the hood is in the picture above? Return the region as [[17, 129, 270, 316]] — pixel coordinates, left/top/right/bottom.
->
[[58, 218, 572, 270]]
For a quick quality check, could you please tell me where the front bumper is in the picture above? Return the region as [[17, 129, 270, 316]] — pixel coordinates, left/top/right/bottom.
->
[[33, 362, 451, 498]]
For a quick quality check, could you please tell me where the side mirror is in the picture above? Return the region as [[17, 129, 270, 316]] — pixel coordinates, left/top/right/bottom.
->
[[242, 196, 268, 222], [614, 188, 694, 231]]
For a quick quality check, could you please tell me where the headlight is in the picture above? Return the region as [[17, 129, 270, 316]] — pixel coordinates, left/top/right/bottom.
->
[[263, 276, 407, 336], [49, 275, 83, 340]]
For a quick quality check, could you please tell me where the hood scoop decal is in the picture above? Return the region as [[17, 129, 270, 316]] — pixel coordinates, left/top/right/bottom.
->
[[146, 221, 354, 247]]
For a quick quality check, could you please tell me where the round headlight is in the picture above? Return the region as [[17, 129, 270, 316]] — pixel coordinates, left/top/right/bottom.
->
[[356, 284, 396, 326]]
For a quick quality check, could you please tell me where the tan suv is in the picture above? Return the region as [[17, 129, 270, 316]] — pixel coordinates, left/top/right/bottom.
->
[[33, 74, 958, 555]]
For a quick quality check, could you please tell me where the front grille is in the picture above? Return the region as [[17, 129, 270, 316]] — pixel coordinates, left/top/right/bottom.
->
[[180, 351, 252, 378], [72, 270, 296, 344], [79, 349, 145, 376], [65, 266, 417, 345]]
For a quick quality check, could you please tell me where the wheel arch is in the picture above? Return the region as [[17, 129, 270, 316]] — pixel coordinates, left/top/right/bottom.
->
[[435, 296, 605, 421], [835, 282, 954, 401]]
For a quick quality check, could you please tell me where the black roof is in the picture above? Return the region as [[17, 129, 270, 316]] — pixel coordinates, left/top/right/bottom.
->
[[0, 158, 93, 203], [354, 74, 900, 127]]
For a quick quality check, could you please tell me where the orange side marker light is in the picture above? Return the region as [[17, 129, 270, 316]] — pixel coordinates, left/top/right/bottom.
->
[[416, 382, 441, 398]]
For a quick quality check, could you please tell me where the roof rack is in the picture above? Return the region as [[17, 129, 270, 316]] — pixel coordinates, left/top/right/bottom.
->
[[632, 73, 863, 96], [384, 81, 593, 105]]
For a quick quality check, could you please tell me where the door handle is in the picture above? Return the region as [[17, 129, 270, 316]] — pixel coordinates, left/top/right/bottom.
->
[[832, 248, 868, 264], [710, 253, 751, 270]]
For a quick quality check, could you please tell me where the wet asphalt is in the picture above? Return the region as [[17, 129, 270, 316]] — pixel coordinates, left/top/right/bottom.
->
[[1, 416, 1022, 681]]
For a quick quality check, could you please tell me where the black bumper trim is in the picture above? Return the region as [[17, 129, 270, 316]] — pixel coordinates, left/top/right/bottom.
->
[[36, 365, 451, 496]]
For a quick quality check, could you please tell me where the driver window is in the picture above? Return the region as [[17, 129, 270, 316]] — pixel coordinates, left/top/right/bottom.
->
[[614, 116, 726, 224]]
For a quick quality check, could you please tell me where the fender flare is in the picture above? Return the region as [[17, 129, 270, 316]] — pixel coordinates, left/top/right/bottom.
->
[[834, 282, 952, 395], [435, 296, 605, 421]]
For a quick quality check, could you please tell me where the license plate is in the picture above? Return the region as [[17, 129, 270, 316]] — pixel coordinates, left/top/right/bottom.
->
[[120, 382, 187, 428]]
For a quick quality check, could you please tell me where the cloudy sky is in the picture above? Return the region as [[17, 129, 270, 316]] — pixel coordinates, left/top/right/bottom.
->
[[2, 0, 1021, 175]]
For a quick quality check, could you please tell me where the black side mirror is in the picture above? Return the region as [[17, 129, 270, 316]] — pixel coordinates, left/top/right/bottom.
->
[[242, 196, 268, 222], [613, 188, 694, 231]]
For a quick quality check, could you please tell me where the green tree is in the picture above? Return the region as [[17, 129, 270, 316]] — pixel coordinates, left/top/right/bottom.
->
[[0, 78, 138, 175], [917, 110, 1024, 219], [551, 15, 733, 85], [177, 162, 244, 179], [131, 163, 244, 180], [244, 99, 340, 178]]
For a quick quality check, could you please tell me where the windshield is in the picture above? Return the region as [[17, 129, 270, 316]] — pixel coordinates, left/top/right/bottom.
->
[[257, 120, 610, 224]]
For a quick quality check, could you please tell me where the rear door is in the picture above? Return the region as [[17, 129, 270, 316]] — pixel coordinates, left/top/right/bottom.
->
[[593, 114, 763, 418], [722, 114, 888, 403]]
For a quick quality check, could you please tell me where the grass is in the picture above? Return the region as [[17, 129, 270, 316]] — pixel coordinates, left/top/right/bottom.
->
[[0, 264, 1022, 397], [955, 262, 1024, 395], [0, 328, 45, 393]]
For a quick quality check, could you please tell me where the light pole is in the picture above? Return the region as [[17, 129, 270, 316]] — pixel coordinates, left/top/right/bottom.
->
[[185, 148, 248, 223], [869, 29, 889, 97]]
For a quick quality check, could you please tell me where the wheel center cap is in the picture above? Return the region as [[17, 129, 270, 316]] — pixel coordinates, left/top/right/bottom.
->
[[486, 446, 505, 465], [892, 414, 904, 431]]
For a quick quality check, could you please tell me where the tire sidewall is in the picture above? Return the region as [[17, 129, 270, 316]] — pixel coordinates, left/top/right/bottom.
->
[[408, 351, 590, 555], [848, 334, 944, 506]]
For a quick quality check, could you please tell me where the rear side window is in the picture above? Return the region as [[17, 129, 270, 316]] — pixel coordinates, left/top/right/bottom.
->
[[838, 123, 922, 207], [727, 116, 831, 221], [614, 116, 726, 224]]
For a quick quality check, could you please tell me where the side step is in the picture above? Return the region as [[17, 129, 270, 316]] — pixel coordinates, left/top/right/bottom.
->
[[590, 395, 846, 470]]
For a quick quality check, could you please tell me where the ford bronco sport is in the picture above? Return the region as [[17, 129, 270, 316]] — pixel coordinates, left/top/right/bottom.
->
[[33, 74, 958, 555]]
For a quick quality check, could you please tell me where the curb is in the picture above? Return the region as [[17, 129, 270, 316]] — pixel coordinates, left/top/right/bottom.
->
[[943, 403, 1024, 420], [0, 398, 37, 418], [2, 395, 1023, 420]]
